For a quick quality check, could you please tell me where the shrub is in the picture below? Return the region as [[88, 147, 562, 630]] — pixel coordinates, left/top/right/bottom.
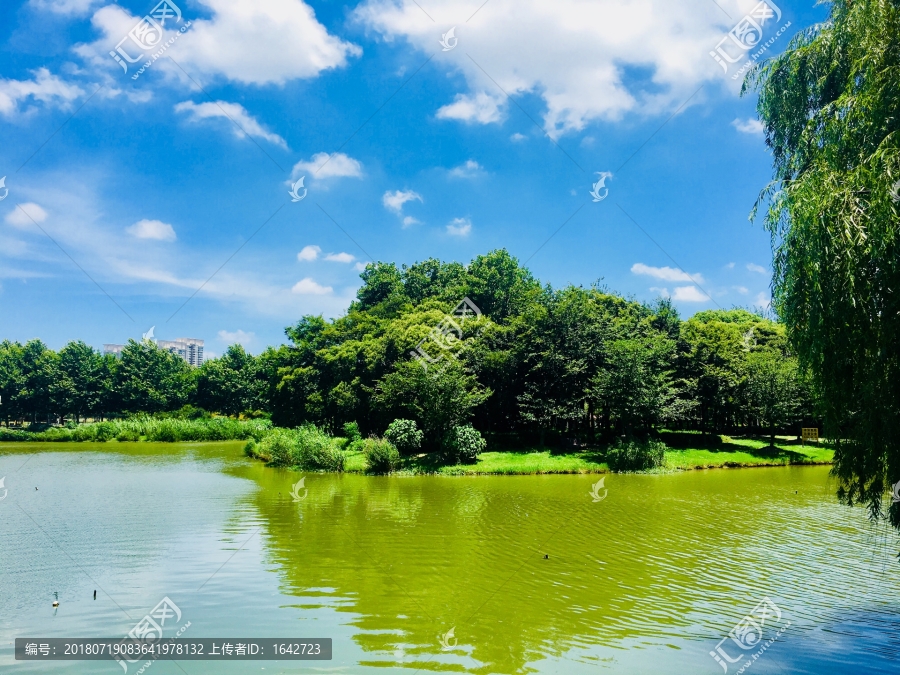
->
[[116, 429, 141, 442], [384, 419, 423, 456], [292, 424, 345, 471], [444, 425, 486, 463], [342, 421, 362, 443], [257, 429, 296, 466], [363, 438, 400, 474], [605, 439, 666, 472]]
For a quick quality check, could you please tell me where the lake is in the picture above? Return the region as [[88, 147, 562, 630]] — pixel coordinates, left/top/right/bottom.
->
[[1, 442, 898, 674]]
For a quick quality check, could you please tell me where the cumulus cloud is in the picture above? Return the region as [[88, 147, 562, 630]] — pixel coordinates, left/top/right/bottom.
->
[[447, 217, 472, 237], [5, 203, 48, 229], [290, 152, 362, 180], [174, 100, 287, 148], [126, 219, 177, 241], [355, 261, 367, 271], [510, 132, 526, 142], [732, 118, 764, 134], [76, 1, 360, 86], [218, 329, 254, 347], [29, 0, 101, 14], [725, 262, 735, 269], [355, 0, 736, 137], [754, 292, 771, 309], [383, 189, 422, 214], [747, 263, 767, 274], [292, 277, 332, 295], [402, 216, 420, 228], [297, 245, 321, 261], [436, 92, 505, 124], [0, 68, 84, 116], [631, 262, 704, 284], [325, 251, 355, 263], [672, 286, 710, 302], [733, 285, 749, 294], [449, 159, 484, 178]]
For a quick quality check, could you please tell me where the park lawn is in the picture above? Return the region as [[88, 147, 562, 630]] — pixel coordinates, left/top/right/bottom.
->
[[663, 436, 833, 470], [325, 435, 833, 475]]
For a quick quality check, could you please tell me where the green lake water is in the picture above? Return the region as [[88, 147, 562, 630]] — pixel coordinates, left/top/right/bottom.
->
[[1, 442, 898, 674]]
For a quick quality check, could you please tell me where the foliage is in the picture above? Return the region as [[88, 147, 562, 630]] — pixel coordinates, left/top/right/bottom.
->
[[605, 438, 667, 472], [342, 421, 362, 443], [0, 417, 270, 443], [292, 424, 345, 471], [363, 437, 401, 473], [383, 418, 424, 455], [748, 0, 900, 520], [443, 425, 487, 463]]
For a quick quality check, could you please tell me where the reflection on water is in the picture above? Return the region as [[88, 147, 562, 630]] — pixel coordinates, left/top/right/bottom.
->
[[1, 442, 898, 674]]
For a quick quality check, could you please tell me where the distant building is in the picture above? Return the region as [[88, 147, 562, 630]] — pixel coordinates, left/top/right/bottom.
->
[[158, 338, 204, 367], [102, 337, 205, 367], [103, 344, 125, 358]]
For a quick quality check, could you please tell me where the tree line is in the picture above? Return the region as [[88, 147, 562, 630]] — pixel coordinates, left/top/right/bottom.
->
[[0, 250, 817, 447]]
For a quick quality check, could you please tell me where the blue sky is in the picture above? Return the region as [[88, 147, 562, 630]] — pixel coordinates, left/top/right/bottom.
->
[[0, 0, 827, 355]]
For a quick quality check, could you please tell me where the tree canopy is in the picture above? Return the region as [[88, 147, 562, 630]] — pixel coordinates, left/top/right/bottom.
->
[[748, 0, 900, 522]]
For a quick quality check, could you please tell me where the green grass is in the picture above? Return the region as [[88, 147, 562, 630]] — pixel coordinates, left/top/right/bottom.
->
[[339, 434, 833, 475]]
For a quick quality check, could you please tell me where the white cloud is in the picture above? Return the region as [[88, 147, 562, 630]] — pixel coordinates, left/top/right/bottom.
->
[[725, 262, 735, 269], [449, 159, 484, 178], [447, 217, 472, 237], [732, 118, 764, 134], [0, 68, 84, 116], [29, 0, 100, 14], [290, 152, 362, 180], [297, 245, 321, 261], [631, 262, 704, 284], [402, 216, 420, 228], [355, 262, 367, 271], [218, 329, 254, 347], [325, 251, 355, 263], [5, 203, 48, 229], [510, 132, 526, 142], [747, 263, 767, 274], [733, 285, 749, 294], [126, 219, 177, 242], [355, 0, 734, 137], [436, 92, 505, 124], [174, 100, 287, 148], [754, 292, 771, 309], [649, 286, 670, 298], [76, 1, 360, 86], [383, 189, 422, 214], [672, 286, 710, 302], [292, 277, 333, 295]]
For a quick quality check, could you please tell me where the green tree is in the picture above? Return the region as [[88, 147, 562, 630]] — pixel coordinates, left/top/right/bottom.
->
[[749, 0, 900, 519], [56, 341, 104, 422], [374, 360, 491, 451], [116, 340, 193, 413], [195, 344, 262, 416], [745, 350, 799, 446]]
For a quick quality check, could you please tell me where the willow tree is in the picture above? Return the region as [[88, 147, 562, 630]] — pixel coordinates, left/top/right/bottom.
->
[[747, 0, 900, 523]]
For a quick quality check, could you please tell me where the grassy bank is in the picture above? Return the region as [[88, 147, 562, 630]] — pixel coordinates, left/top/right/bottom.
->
[[0, 417, 271, 443], [262, 430, 833, 475]]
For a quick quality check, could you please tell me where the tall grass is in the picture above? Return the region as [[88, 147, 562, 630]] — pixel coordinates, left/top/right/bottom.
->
[[244, 424, 345, 471], [0, 417, 271, 443]]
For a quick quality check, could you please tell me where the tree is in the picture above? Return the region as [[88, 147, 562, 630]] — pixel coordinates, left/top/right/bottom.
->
[[57, 341, 104, 422], [374, 360, 491, 450], [744, 350, 799, 446], [749, 0, 900, 520], [18, 340, 58, 424], [195, 344, 262, 416], [116, 340, 193, 414]]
